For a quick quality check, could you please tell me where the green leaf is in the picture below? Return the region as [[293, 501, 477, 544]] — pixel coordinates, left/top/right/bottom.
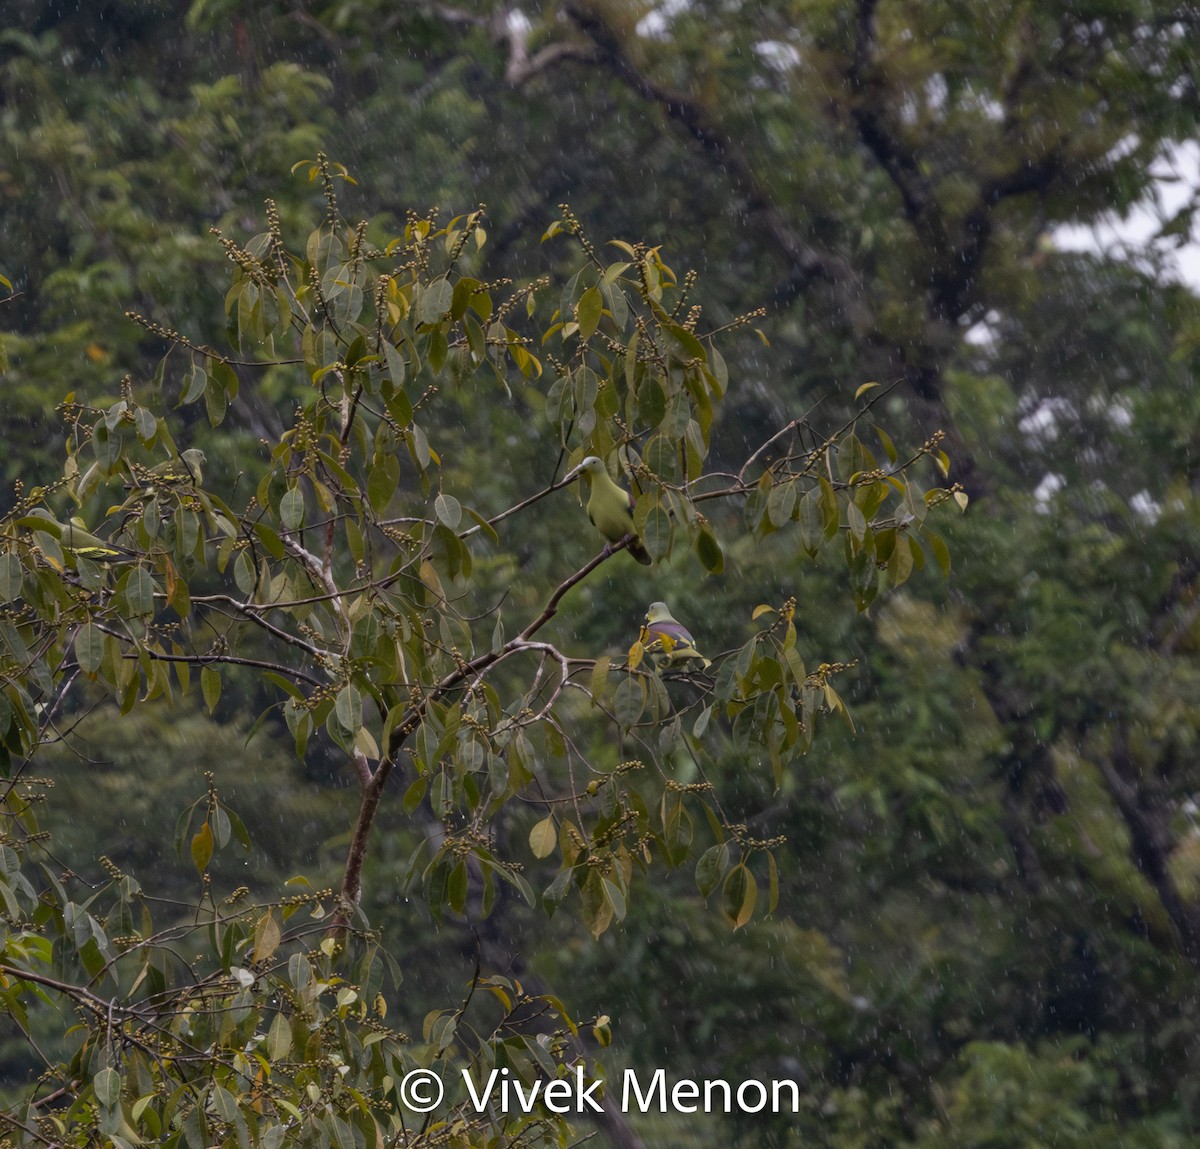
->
[[447, 859, 468, 914], [403, 777, 428, 813], [335, 686, 363, 734], [75, 623, 104, 674], [602, 877, 626, 922], [224, 806, 253, 851], [368, 454, 400, 513], [641, 503, 672, 560], [251, 521, 286, 560], [383, 341, 408, 391], [180, 363, 208, 405], [767, 479, 797, 528], [94, 1066, 121, 1109], [204, 369, 227, 426], [124, 567, 157, 616], [637, 374, 667, 427], [888, 533, 914, 587], [576, 285, 603, 340], [543, 867, 574, 917], [266, 1011, 292, 1061], [280, 486, 305, 530], [664, 321, 706, 362], [233, 549, 257, 596], [613, 676, 645, 730], [209, 1084, 241, 1125], [0, 550, 22, 603], [201, 666, 221, 714], [695, 843, 728, 898], [590, 655, 611, 705], [434, 492, 462, 529], [846, 499, 867, 544], [695, 526, 724, 574], [926, 529, 951, 576], [874, 423, 898, 464], [418, 277, 453, 324], [818, 476, 840, 538], [134, 405, 157, 445]]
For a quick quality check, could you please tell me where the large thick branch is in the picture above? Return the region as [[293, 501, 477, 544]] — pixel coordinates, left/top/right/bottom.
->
[[848, 0, 1067, 332], [1095, 735, 1200, 967], [973, 626, 1200, 969], [561, 0, 873, 335], [847, 0, 943, 245]]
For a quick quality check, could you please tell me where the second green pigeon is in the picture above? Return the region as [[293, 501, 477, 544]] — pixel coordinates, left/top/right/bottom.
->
[[641, 601, 712, 670]]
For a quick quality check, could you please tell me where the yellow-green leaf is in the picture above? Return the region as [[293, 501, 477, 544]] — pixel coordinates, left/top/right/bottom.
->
[[590, 655, 611, 704], [529, 817, 557, 860], [266, 1011, 292, 1061]]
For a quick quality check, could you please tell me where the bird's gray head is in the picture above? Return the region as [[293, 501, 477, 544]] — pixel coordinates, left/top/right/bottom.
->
[[567, 455, 605, 480], [646, 601, 670, 620]]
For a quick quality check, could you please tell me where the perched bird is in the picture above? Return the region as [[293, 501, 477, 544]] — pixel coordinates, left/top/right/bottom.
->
[[118, 449, 206, 513], [16, 510, 136, 563], [566, 455, 652, 565], [641, 601, 711, 670], [138, 448, 206, 489]]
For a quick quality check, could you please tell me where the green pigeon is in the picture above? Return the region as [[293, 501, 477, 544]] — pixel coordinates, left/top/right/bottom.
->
[[140, 448, 206, 488], [16, 510, 136, 563], [641, 601, 711, 670], [566, 455, 652, 565]]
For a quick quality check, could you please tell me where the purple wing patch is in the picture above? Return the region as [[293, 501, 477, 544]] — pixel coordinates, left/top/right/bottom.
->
[[647, 620, 695, 647]]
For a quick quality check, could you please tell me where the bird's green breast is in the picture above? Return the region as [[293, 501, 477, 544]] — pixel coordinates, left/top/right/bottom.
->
[[587, 481, 635, 542]]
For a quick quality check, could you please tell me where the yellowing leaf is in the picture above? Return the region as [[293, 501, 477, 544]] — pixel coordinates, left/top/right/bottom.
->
[[529, 817, 557, 860], [254, 910, 282, 962], [191, 822, 214, 874], [627, 639, 645, 671], [722, 864, 757, 930]]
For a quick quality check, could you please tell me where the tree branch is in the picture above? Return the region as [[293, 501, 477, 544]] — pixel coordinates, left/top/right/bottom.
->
[[334, 543, 623, 922]]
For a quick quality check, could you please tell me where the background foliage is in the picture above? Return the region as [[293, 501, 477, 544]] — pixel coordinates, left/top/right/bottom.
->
[[2, 1, 1200, 1146]]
